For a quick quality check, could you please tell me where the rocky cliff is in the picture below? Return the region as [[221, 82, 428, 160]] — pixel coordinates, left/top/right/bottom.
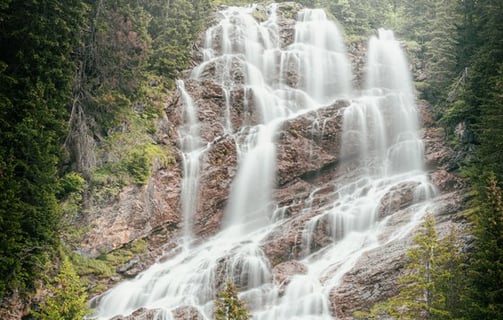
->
[[79, 3, 468, 319]]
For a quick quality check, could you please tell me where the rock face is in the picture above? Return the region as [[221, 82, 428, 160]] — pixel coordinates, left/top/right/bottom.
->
[[75, 3, 469, 320], [79, 167, 182, 257]]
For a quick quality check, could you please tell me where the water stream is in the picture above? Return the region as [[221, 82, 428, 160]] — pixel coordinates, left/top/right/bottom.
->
[[93, 5, 435, 320]]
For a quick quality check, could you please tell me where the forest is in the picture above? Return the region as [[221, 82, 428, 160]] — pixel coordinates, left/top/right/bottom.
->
[[0, 0, 501, 319]]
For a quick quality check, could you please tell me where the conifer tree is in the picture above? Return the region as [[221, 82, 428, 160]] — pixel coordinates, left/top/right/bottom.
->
[[356, 215, 464, 319], [434, 225, 467, 319], [466, 176, 503, 318], [0, 0, 87, 299], [214, 280, 251, 320], [31, 254, 90, 320]]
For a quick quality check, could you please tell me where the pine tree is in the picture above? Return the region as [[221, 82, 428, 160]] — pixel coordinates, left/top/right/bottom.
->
[[31, 253, 90, 320], [214, 280, 251, 320], [466, 176, 503, 318], [356, 215, 465, 319], [434, 224, 467, 319], [0, 0, 87, 299]]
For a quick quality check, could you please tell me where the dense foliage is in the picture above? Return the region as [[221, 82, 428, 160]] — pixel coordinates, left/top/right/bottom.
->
[[0, 0, 87, 300], [0, 0, 209, 309], [0, 0, 501, 318], [465, 176, 503, 318]]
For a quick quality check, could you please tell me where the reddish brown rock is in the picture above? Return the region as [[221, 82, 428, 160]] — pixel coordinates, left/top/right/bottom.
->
[[110, 308, 160, 320], [194, 135, 238, 237], [377, 181, 421, 219], [430, 169, 465, 192], [330, 240, 408, 319], [173, 306, 205, 320], [275, 101, 348, 186], [80, 167, 182, 257], [272, 260, 308, 286], [423, 127, 454, 170]]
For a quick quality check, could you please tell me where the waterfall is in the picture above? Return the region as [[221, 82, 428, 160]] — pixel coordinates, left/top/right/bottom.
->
[[177, 80, 206, 247], [93, 6, 436, 320]]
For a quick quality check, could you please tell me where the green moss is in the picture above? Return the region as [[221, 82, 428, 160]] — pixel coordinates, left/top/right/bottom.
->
[[277, 2, 301, 20], [405, 40, 422, 53], [100, 239, 147, 267], [69, 239, 147, 291], [88, 283, 108, 295], [414, 81, 431, 91], [69, 252, 114, 279]]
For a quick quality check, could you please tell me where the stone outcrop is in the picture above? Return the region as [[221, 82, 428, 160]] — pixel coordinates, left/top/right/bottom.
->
[[79, 167, 182, 257], [109, 306, 204, 320]]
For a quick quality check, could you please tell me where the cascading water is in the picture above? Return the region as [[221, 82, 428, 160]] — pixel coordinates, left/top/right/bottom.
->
[[93, 6, 435, 320], [177, 80, 206, 247]]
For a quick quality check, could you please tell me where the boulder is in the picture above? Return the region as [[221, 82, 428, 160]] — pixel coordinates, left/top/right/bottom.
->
[[377, 181, 421, 219]]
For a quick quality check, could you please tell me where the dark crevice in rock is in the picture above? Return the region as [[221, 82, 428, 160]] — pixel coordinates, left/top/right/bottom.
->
[[298, 160, 339, 184]]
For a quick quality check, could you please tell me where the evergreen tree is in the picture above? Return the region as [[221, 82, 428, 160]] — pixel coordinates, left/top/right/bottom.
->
[[424, 0, 460, 103], [0, 0, 87, 299], [214, 280, 251, 320], [147, 0, 210, 83], [447, 0, 503, 180], [434, 224, 467, 319], [31, 253, 90, 320], [389, 215, 445, 319], [356, 215, 466, 319], [465, 176, 503, 318]]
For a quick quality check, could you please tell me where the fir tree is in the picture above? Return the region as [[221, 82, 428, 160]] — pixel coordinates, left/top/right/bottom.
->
[[356, 215, 467, 319], [31, 253, 90, 320], [214, 280, 251, 320], [0, 0, 87, 299], [466, 176, 503, 318]]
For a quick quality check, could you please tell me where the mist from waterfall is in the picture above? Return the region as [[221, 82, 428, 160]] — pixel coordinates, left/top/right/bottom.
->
[[93, 6, 435, 320]]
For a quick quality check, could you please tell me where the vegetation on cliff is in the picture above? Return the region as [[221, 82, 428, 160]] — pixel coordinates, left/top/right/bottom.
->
[[0, 0, 88, 301], [355, 215, 467, 319], [0, 0, 210, 310], [0, 0, 501, 318]]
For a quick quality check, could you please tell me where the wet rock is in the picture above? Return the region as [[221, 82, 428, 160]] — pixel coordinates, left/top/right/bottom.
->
[[276, 2, 302, 47], [347, 39, 367, 89], [261, 212, 316, 266], [193, 56, 247, 85], [330, 240, 408, 319], [276, 101, 347, 186], [423, 127, 454, 170], [430, 169, 465, 192], [272, 260, 308, 286], [418, 99, 435, 127], [172, 306, 205, 320], [116, 256, 147, 278], [194, 135, 238, 237], [110, 308, 160, 320], [330, 188, 469, 319], [377, 181, 421, 219]]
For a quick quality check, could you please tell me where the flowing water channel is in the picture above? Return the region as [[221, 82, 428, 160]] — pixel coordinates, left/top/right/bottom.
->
[[93, 4, 435, 319]]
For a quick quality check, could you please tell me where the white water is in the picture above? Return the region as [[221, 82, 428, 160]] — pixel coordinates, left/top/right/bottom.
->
[[177, 80, 207, 248], [93, 7, 435, 320]]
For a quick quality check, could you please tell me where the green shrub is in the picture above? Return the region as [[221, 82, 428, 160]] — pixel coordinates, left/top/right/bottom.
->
[[31, 254, 91, 320]]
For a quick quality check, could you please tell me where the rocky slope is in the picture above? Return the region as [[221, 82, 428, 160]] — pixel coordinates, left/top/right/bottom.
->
[[76, 2, 468, 318]]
